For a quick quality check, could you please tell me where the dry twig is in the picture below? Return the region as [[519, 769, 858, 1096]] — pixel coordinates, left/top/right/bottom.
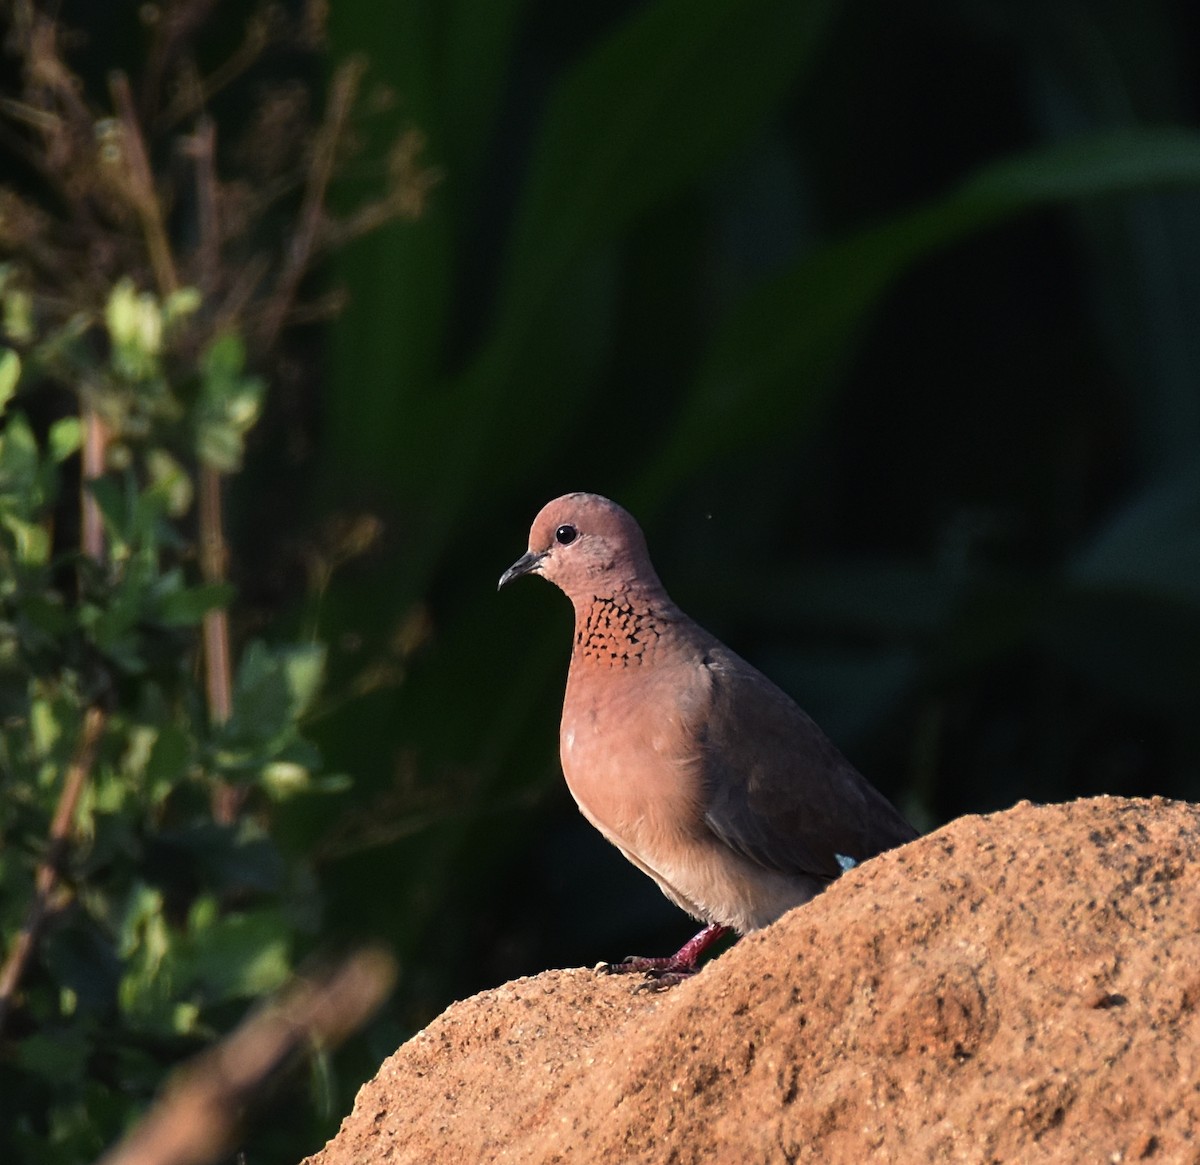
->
[[96, 948, 396, 1165], [0, 705, 108, 1037]]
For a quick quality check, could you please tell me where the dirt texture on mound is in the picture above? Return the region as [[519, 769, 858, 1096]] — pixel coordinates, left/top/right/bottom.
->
[[303, 797, 1200, 1164]]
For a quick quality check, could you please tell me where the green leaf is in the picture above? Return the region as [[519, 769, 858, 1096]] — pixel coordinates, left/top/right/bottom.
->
[[279, 644, 326, 716], [163, 286, 202, 324], [240, 641, 325, 719], [156, 581, 235, 626], [172, 1001, 201, 1035], [48, 417, 83, 462], [146, 448, 193, 516], [144, 723, 192, 804], [188, 894, 220, 933], [16, 1029, 89, 1085], [202, 330, 247, 382], [636, 128, 1200, 499], [20, 593, 73, 638], [312, 772, 353, 794], [260, 760, 311, 798], [500, 0, 836, 320], [105, 279, 164, 379], [0, 347, 19, 413], [118, 883, 168, 962], [195, 422, 242, 474], [180, 907, 292, 1002], [957, 129, 1200, 209], [197, 333, 265, 471], [29, 696, 62, 758], [88, 475, 133, 558], [0, 411, 42, 498], [1071, 463, 1200, 606], [2, 286, 33, 344], [1, 510, 50, 566], [223, 641, 327, 759]]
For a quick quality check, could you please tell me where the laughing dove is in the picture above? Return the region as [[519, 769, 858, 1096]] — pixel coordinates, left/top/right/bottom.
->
[[499, 492, 918, 981]]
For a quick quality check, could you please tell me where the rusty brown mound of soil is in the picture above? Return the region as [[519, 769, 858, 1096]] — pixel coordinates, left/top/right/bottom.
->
[[303, 797, 1200, 1164]]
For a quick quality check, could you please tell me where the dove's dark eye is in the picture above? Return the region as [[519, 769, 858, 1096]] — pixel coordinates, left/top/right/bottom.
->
[[555, 524, 578, 545]]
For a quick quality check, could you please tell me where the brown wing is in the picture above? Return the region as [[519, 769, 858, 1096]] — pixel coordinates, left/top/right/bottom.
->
[[694, 644, 918, 882]]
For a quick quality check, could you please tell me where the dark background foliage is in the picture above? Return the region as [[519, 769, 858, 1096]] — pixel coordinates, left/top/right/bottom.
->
[[307, 0, 1200, 1011], [5, 0, 1200, 1160]]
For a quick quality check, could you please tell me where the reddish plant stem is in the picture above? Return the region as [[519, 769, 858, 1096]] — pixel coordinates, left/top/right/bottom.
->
[[199, 464, 232, 727], [177, 100, 236, 808], [80, 403, 108, 561], [199, 463, 242, 826], [189, 113, 237, 751], [0, 705, 108, 1038]]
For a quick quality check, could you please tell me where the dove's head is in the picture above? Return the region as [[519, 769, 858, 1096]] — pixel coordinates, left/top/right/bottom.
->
[[498, 493, 663, 602]]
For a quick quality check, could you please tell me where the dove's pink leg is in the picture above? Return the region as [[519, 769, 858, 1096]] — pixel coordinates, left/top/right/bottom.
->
[[601, 922, 730, 985]]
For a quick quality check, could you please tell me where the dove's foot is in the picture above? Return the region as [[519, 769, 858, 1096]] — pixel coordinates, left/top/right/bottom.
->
[[596, 922, 730, 988]]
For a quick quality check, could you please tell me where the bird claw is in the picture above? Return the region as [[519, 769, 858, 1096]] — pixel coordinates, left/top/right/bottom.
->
[[631, 968, 698, 992], [594, 955, 700, 989], [598, 955, 674, 974], [593, 922, 728, 987]]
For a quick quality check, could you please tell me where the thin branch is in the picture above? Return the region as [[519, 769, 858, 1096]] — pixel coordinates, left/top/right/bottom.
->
[[4, 5, 110, 246], [185, 113, 233, 771], [267, 287, 349, 328], [214, 252, 271, 335], [154, 7, 277, 132], [95, 948, 396, 1165], [200, 467, 242, 826], [108, 71, 179, 297], [80, 402, 108, 562], [185, 114, 233, 823], [198, 465, 232, 727], [0, 705, 107, 1038], [256, 57, 364, 352], [18, 8, 97, 142], [186, 117, 221, 298], [327, 131, 440, 247], [0, 95, 61, 134], [140, 0, 221, 123]]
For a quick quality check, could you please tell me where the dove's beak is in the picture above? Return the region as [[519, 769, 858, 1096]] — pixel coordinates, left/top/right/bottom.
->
[[498, 549, 548, 591]]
